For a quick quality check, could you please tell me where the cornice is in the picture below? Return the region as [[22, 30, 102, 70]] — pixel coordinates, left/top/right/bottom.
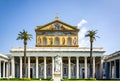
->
[[10, 47, 105, 53]]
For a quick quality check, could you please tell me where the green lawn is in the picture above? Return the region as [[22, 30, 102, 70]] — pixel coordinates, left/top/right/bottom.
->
[[0, 78, 53, 81], [61, 79, 120, 81], [0, 79, 120, 81]]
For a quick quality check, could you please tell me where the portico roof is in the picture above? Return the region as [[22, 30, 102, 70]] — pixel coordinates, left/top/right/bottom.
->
[[10, 47, 105, 53], [0, 53, 9, 61]]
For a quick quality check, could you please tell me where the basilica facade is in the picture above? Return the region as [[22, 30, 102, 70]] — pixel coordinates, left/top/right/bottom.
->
[[0, 17, 105, 79]]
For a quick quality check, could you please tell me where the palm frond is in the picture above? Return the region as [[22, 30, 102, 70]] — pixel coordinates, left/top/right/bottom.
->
[[85, 29, 99, 41], [16, 29, 33, 41]]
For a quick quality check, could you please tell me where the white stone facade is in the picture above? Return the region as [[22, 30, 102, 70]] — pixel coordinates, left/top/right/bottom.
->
[[0, 53, 9, 78], [0, 47, 104, 79], [104, 51, 120, 79]]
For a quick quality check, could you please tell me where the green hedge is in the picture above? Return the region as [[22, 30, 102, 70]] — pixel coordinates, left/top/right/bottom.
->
[[61, 79, 120, 81], [0, 78, 120, 81]]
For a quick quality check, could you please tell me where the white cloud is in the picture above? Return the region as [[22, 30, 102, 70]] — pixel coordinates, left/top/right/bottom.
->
[[78, 19, 87, 28], [77, 19, 89, 47], [79, 27, 87, 39], [79, 39, 89, 47]]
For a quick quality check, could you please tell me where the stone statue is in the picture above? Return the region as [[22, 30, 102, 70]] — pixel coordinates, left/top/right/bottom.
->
[[54, 54, 61, 73]]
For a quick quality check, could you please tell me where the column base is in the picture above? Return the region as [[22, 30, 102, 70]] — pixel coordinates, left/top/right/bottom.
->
[[54, 72, 61, 81]]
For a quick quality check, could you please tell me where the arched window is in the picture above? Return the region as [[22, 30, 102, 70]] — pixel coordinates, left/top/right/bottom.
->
[[43, 37, 47, 45], [55, 37, 60, 45], [67, 37, 72, 45]]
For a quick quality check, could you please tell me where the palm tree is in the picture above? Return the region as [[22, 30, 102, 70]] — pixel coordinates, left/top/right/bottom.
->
[[85, 30, 99, 78], [17, 29, 32, 78]]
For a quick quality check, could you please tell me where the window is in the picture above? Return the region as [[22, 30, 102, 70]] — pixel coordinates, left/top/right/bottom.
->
[[55, 37, 60, 45], [43, 37, 47, 45], [67, 37, 72, 45]]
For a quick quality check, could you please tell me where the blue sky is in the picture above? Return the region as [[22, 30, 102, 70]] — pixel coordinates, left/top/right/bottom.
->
[[0, 0, 120, 54]]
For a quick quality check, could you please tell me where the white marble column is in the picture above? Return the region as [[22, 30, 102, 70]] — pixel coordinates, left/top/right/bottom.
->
[[76, 57, 79, 79], [93, 57, 95, 78], [20, 57, 22, 78], [61, 57, 63, 78], [109, 61, 112, 79], [6, 62, 8, 78], [3, 61, 5, 78], [68, 57, 71, 79], [36, 57, 38, 78], [0, 61, 1, 78], [100, 57, 103, 79], [114, 60, 116, 79], [28, 57, 30, 78], [84, 57, 87, 79], [11, 57, 15, 78], [8, 61, 10, 78], [119, 59, 120, 79], [52, 57, 54, 79], [44, 57, 46, 79]]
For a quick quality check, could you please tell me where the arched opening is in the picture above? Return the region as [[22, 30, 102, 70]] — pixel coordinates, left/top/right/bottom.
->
[[67, 37, 72, 45], [55, 37, 60, 45], [43, 37, 47, 45]]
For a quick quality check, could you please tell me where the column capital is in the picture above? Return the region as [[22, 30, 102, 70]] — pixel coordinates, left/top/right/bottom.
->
[[76, 56, 79, 58], [68, 56, 71, 58], [36, 56, 38, 58]]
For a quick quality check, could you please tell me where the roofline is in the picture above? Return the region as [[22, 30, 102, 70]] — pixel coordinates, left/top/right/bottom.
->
[[0, 53, 9, 59], [105, 50, 120, 60], [35, 20, 79, 31], [10, 47, 105, 53]]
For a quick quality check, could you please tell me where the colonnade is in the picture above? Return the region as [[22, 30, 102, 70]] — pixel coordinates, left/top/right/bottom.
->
[[10, 56, 102, 79], [106, 59, 120, 79], [0, 60, 9, 78]]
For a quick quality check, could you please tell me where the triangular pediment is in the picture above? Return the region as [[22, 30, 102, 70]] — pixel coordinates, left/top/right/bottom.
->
[[35, 20, 79, 31]]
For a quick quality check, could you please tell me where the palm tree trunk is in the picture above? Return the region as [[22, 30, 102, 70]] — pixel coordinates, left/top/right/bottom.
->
[[23, 40, 27, 78], [90, 41, 93, 78]]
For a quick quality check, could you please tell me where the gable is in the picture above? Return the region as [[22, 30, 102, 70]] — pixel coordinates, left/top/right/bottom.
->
[[35, 20, 79, 31]]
